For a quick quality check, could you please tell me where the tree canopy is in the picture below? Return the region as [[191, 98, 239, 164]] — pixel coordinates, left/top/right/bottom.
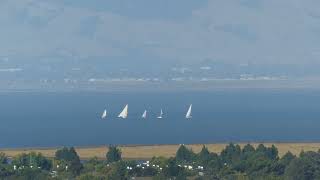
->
[[1, 144, 320, 179], [55, 147, 83, 176], [176, 145, 195, 163], [106, 145, 122, 163]]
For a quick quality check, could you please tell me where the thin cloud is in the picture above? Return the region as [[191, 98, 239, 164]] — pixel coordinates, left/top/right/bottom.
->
[[0, 0, 319, 65]]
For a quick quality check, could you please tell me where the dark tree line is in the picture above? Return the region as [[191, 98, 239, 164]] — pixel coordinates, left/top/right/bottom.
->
[[0, 144, 320, 179]]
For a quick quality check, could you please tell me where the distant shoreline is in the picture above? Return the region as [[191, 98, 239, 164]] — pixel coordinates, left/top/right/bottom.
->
[[1, 79, 320, 93], [1, 143, 320, 160]]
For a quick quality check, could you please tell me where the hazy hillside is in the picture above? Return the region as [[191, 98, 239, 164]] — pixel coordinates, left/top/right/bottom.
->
[[0, 0, 320, 88]]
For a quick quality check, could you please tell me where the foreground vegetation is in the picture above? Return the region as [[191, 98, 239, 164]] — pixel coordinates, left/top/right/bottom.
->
[[0, 143, 319, 179]]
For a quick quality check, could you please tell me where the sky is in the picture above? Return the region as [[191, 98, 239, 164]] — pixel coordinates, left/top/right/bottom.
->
[[1, 0, 320, 66]]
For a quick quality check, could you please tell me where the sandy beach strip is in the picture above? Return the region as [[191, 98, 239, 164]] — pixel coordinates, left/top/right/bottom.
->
[[1, 143, 320, 160]]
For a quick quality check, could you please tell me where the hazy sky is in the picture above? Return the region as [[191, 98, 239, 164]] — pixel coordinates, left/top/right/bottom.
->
[[1, 0, 320, 65]]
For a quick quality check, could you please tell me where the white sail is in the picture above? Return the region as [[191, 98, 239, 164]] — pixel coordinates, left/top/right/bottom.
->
[[101, 109, 107, 119], [118, 104, 128, 119], [157, 109, 163, 119], [142, 110, 147, 119], [185, 104, 192, 119]]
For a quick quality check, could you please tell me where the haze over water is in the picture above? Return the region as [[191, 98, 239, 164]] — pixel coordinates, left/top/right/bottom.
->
[[1, 1, 320, 149], [0, 90, 319, 148]]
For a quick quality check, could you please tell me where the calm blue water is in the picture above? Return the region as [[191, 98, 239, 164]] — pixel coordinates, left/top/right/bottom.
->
[[0, 90, 320, 148]]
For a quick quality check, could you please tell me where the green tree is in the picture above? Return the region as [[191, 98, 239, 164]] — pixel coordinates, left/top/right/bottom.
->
[[163, 158, 185, 177], [153, 173, 167, 180], [106, 161, 128, 180], [256, 144, 267, 153], [266, 145, 279, 160], [280, 151, 296, 166], [12, 153, 28, 167], [106, 145, 122, 163], [55, 147, 83, 176], [206, 153, 222, 173], [77, 173, 106, 180], [0, 152, 7, 164], [151, 156, 168, 168], [176, 145, 195, 163], [242, 152, 275, 175], [255, 144, 279, 160], [0, 153, 12, 178], [235, 144, 255, 170], [198, 145, 210, 163], [242, 144, 255, 155], [284, 151, 320, 180], [82, 156, 105, 175], [232, 144, 280, 176], [31, 152, 52, 170], [269, 151, 296, 176], [220, 143, 241, 166], [10, 153, 52, 179], [55, 147, 79, 162], [10, 168, 51, 180], [12, 152, 52, 170]]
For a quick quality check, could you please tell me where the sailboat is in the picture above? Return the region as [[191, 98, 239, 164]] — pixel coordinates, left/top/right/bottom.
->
[[101, 109, 107, 119], [157, 109, 163, 119], [142, 110, 147, 119], [118, 104, 128, 119], [185, 104, 192, 119]]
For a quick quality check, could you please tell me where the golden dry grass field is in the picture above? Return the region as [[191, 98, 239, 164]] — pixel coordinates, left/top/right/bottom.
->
[[1, 143, 320, 160]]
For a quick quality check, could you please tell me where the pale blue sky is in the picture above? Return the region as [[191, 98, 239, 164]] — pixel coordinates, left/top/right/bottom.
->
[[1, 0, 320, 66], [62, 0, 207, 20]]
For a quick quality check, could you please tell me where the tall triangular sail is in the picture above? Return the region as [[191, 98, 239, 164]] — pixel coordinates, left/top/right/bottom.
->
[[118, 104, 128, 119], [101, 109, 107, 119], [185, 104, 192, 119], [157, 109, 163, 119], [142, 110, 147, 119]]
